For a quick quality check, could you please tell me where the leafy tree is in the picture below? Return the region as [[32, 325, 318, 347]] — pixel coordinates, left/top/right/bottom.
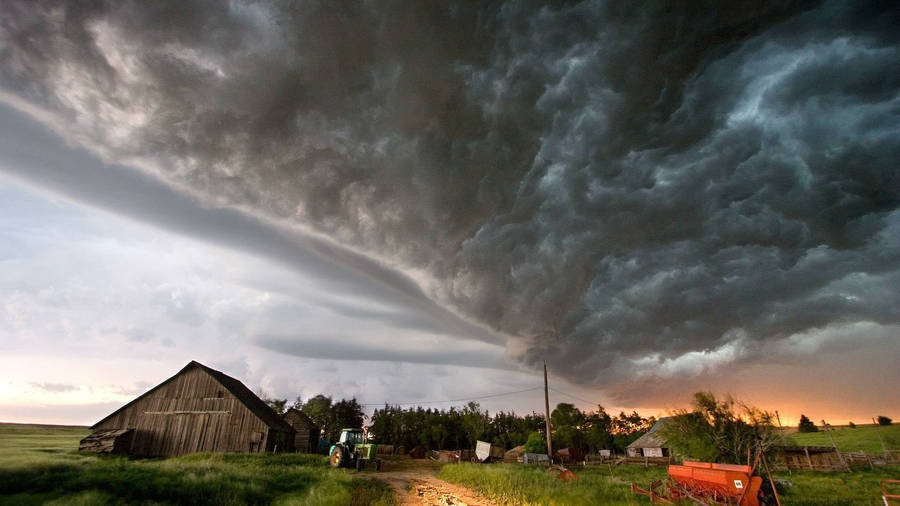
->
[[331, 398, 365, 437], [877, 415, 893, 426], [607, 410, 656, 452], [661, 392, 782, 464], [291, 395, 366, 442], [551, 403, 587, 450], [798, 414, 818, 433], [613, 410, 654, 434], [461, 401, 490, 448], [660, 411, 719, 461], [524, 431, 547, 454], [301, 394, 333, 437], [263, 398, 287, 415], [584, 406, 614, 452]]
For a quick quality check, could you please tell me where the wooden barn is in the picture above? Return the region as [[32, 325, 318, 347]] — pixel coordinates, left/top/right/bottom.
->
[[80, 361, 295, 457], [282, 408, 319, 453]]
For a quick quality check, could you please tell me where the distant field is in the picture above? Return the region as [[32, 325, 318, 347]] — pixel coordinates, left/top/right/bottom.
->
[[0, 423, 394, 505], [784, 424, 900, 453]]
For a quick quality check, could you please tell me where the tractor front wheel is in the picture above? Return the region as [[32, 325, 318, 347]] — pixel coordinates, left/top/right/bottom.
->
[[330, 448, 344, 468]]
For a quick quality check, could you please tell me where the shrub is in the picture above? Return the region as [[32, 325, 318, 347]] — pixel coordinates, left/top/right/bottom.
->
[[877, 416, 893, 426], [523, 432, 547, 454], [798, 415, 818, 433], [848, 421, 856, 428], [660, 392, 782, 464]]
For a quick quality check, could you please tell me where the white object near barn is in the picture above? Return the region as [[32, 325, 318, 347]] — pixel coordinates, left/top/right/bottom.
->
[[475, 440, 491, 462], [643, 447, 664, 457], [524, 453, 550, 464]]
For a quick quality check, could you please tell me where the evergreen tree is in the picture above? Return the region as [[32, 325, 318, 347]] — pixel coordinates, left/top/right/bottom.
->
[[798, 414, 818, 433]]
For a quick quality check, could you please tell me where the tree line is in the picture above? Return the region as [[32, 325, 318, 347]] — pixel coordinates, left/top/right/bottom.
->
[[369, 401, 656, 452], [266, 389, 893, 463], [265, 393, 656, 452], [264, 394, 365, 443]]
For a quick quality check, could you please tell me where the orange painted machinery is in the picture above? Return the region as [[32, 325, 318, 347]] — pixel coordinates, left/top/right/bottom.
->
[[632, 461, 763, 505]]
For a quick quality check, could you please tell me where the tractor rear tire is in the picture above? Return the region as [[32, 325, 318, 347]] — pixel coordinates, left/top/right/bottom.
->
[[330, 448, 344, 468]]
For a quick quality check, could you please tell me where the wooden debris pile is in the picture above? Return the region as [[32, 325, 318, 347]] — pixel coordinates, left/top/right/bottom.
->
[[79, 428, 134, 454]]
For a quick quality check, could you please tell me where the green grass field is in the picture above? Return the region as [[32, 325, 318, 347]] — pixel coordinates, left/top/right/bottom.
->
[[439, 462, 900, 506], [0, 423, 394, 505], [785, 424, 900, 453], [3, 422, 899, 505]]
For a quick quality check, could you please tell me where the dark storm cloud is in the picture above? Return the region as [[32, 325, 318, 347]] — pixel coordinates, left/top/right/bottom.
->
[[1, 0, 898, 395], [256, 334, 513, 371], [0, 103, 502, 345]]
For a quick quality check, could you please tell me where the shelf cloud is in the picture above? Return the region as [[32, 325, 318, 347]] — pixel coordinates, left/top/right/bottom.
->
[[1, 0, 898, 403]]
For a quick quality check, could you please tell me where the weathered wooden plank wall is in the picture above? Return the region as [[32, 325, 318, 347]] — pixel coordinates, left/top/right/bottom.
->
[[94, 368, 271, 456], [283, 410, 318, 453]]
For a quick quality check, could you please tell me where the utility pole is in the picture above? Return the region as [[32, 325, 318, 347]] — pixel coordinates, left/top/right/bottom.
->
[[544, 361, 553, 464]]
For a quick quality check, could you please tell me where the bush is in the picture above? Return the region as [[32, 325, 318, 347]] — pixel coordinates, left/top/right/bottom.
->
[[798, 415, 818, 433], [877, 416, 893, 426], [660, 392, 782, 464], [848, 421, 856, 428], [523, 432, 547, 454]]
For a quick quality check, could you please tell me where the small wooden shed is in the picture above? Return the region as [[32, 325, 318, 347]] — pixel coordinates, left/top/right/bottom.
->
[[82, 360, 295, 457], [282, 408, 319, 453]]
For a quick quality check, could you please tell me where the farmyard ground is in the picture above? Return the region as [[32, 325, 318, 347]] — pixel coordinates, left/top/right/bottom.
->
[[1, 423, 898, 505]]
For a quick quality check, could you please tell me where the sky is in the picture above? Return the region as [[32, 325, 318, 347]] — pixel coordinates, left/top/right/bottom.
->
[[0, 1, 898, 427]]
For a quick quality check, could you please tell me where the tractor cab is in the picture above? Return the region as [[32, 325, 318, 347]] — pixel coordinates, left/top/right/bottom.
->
[[338, 428, 364, 447]]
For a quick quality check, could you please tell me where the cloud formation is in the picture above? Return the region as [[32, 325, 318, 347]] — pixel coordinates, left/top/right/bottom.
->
[[1, 0, 898, 399]]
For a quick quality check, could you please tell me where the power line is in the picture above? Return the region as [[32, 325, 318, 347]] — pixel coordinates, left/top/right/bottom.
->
[[360, 386, 543, 407], [549, 387, 596, 405]]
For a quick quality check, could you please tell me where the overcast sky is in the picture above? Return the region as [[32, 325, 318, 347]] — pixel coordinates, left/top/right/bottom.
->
[[1, 1, 898, 426]]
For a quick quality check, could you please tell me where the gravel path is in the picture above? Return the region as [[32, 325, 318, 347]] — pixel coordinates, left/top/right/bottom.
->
[[364, 459, 502, 506]]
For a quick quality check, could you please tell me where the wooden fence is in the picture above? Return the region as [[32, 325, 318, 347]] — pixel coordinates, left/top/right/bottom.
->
[[775, 448, 900, 472]]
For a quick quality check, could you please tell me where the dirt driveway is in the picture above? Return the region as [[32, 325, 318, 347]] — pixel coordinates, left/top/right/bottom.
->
[[361, 458, 502, 506]]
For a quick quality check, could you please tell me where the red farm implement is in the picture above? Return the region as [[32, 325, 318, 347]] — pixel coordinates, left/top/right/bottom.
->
[[884, 480, 900, 505], [632, 461, 764, 505]]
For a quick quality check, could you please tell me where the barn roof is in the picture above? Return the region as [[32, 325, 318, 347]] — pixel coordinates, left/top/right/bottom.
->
[[92, 360, 294, 433], [626, 417, 671, 449]]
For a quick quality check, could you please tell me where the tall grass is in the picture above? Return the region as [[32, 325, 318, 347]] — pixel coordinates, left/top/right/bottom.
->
[[772, 467, 900, 506], [0, 423, 394, 505], [438, 462, 667, 505], [439, 461, 900, 506]]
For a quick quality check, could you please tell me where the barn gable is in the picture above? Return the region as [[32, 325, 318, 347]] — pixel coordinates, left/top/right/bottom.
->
[[88, 360, 294, 456]]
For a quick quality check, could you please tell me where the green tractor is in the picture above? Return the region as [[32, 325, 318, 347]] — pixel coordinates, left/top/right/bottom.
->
[[329, 428, 381, 471]]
